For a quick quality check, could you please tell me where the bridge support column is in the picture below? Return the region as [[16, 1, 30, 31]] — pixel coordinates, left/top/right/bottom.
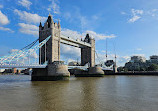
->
[[81, 34, 95, 67], [75, 34, 104, 77], [47, 61, 70, 80], [32, 61, 70, 81], [32, 14, 70, 81]]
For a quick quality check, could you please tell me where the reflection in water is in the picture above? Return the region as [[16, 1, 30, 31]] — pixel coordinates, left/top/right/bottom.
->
[[31, 81, 70, 111], [0, 75, 158, 111]]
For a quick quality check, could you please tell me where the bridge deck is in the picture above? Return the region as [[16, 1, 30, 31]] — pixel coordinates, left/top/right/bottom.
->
[[60, 35, 91, 48], [0, 64, 47, 68]]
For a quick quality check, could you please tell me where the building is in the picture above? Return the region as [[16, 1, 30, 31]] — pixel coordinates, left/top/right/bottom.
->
[[130, 56, 146, 63], [104, 60, 114, 67], [149, 55, 158, 64], [0, 69, 5, 73], [124, 56, 146, 71]]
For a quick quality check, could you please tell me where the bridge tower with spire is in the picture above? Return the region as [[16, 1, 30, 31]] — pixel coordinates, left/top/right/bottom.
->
[[32, 14, 70, 81], [39, 14, 61, 64]]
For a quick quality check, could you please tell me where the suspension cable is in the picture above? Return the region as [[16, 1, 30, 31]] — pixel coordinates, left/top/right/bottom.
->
[[20, 38, 39, 50], [95, 51, 102, 64]]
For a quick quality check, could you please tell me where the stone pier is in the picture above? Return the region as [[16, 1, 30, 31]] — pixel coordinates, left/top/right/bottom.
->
[[32, 61, 70, 81]]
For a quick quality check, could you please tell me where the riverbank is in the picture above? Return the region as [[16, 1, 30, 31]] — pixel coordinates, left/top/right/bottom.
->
[[105, 71, 158, 75]]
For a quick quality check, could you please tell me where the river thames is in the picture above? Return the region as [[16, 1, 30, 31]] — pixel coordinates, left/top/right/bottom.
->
[[0, 75, 158, 111]]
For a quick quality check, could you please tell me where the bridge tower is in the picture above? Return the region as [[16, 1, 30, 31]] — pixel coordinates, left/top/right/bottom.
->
[[32, 14, 70, 81], [39, 14, 61, 64], [81, 34, 95, 67]]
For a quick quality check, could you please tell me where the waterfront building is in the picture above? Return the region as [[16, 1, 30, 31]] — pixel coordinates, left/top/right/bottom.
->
[[130, 56, 146, 63], [148, 55, 158, 64], [124, 55, 158, 71], [124, 56, 146, 71]]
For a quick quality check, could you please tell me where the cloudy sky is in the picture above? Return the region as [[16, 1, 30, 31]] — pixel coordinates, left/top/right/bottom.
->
[[1, 0, 158, 66]]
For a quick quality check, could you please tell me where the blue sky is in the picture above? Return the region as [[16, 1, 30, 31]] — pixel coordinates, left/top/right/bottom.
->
[[1, 0, 158, 66]]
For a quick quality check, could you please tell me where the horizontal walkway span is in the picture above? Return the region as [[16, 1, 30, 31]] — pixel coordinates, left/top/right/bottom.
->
[[60, 35, 91, 48]]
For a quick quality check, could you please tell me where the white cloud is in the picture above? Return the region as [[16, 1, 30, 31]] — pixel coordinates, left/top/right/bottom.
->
[[61, 28, 83, 39], [61, 29, 116, 40], [60, 44, 80, 57], [129, 16, 141, 23], [118, 56, 131, 66], [147, 9, 158, 17], [9, 49, 19, 53], [18, 23, 38, 36], [0, 10, 10, 25], [92, 15, 99, 20], [60, 44, 80, 63], [86, 30, 116, 40], [121, 11, 126, 15], [96, 52, 130, 67], [132, 54, 145, 57], [0, 27, 14, 33], [128, 9, 143, 23], [14, 9, 47, 24], [136, 48, 142, 51], [47, 0, 60, 14], [18, 0, 32, 9], [0, 4, 3, 8], [63, 7, 100, 31]]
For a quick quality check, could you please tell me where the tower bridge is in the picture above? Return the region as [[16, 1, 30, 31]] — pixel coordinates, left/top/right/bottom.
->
[[39, 14, 95, 67], [0, 14, 111, 80]]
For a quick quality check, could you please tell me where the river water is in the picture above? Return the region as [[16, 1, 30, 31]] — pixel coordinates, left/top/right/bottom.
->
[[0, 75, 158, 111]]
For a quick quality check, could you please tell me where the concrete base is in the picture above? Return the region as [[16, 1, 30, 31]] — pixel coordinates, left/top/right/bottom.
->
[[48, 61, 70, 77], [74, 66, 104, 77], [31, 61, 70, 81], [88, 66, 104, 74]]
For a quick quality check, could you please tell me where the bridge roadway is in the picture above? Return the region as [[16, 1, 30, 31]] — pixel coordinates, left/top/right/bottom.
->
[[60, 35, 91, 48], [0, 63, 88, 69], [0, 63, 47, 68], [0, 63, 113, 71]]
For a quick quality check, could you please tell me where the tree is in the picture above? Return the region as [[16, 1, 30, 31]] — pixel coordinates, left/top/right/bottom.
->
[[117, 67, 124, 72], [148, 64, 158, 71]]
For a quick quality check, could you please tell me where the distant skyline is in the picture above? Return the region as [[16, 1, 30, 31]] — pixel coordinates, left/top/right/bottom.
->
[[1, 0, 158, 66]]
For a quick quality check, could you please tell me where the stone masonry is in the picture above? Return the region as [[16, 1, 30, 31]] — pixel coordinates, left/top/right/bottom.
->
[[39, 14, 61, 64], [81, 34, 95, 67]]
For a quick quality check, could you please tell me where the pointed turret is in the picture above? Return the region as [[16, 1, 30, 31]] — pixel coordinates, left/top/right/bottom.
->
[[39, 21, 42, 30], [84, 34, 91, 43], [47, 13, 53, 23], [39, 21, 42, 27], [47, 13, 53, 28]]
